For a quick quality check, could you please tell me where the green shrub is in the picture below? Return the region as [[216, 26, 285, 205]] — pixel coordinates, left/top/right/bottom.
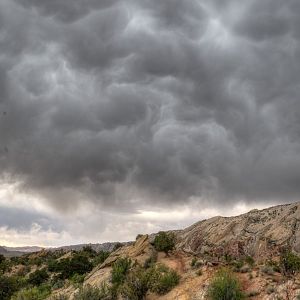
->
[[70, 273, 85, 285], [51, 278, 64, 290], [0, 259, 11, 274], [0, 254, 5, 264], [28, 269, 49, 286], [207, 268, 245, 300], [153, 232, 175, 254], [280, 250, 300, 275], [148, 264, 180, 295], [120, 267, 149, 300], [231, 260, 244, 272], [48, 254, 93, 279], [111, 257, 132, 285], [112, 243, 123, 252], [190, 257, 197, 267], [0, 276, 20, 300], [244, 256, 255, 267], [92, 251, 110, 267], [266, 259, 280, 273], [143, 251, 157, 269], [74, 284, 110, 300], [261, 265, 274, 275], [81, 246, 97, 257], [11, 284, 51, 300]]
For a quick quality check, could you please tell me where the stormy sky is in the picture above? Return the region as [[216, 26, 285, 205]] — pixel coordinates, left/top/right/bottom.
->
[[1, 0, 300, 246]]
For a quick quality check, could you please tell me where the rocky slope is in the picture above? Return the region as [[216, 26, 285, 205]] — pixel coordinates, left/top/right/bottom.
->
[[176, 202, 300, 260], [5, 202, 300, 299], [49, 201, 300, 300]]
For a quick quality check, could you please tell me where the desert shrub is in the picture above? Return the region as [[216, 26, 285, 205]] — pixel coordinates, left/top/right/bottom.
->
[[11, 284, 51, 300], [261, 265, 274, 275], [266, 259, 280, 273], [0, 258, 11, 274], [153, 232, 175, 254], [111, 257, 132, 285], [148, 264, 180, 295], [136, 234, 143, 241], [190, 257, 197, 267], [246, 290, 260, 297], [239, 266, 250, 273], [50, 277, 64, 290], [266, 285, 275, 294], [0, 276, 21, 300], [207, 268, 245, 300], [48, 254, 93, 279], [112, 243, 123, 252], [280, 250, 300, 275], [30, 258, 43, 267], [70, 273, 85, 285], [120, 267, 149, 300], [224, 253, 233, 263], [92, 251, 110, 267], [244, 256, 255, 267], [28, 269, 49, 286], [81, 246, 97, 257], [231, 260, 244, 272], [143, 251, 157, 269], [74, 284, 110, 300], [0, 254, 5, 264]]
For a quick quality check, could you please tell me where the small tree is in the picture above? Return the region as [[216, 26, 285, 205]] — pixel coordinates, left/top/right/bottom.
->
[[153, 232, 175, 255], [0, 276, 20, 300], [280, 250, 300, 276], [207, 268, 244, 300], [28, 268, 49, 286], [0, 254, 5, 264], [111, 257, 132, 285]]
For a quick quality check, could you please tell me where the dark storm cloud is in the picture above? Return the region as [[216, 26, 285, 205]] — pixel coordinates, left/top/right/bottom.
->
[[15, 0, 119, 23], [1, 0, 300, 211]]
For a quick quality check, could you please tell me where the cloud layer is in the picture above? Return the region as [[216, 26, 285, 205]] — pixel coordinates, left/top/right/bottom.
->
[[0, 0, 300, 245]]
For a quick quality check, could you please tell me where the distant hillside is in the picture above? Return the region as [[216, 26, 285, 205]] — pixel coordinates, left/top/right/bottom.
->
[[52, 241, 131, 252], [0, 246, 27, 257], [0, 242, 131, 257]]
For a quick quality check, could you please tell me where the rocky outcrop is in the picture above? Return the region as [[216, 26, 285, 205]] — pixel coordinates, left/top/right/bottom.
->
[[85, 234, 154, 288], [176, 202, 300, 259]]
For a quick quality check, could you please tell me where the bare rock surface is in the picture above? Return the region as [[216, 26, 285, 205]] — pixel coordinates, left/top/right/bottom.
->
[[176, 202, 300, 259]]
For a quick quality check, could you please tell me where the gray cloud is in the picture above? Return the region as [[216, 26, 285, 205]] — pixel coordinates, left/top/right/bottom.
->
[[0, 205, 62, 231], [0, 0, 300, 218]]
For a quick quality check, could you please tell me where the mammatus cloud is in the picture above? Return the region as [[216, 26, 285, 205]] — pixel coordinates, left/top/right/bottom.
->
[[0, 0, 300, 245]]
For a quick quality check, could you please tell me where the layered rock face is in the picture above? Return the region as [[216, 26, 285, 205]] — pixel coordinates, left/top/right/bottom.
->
[[176, 202, 300, 259]]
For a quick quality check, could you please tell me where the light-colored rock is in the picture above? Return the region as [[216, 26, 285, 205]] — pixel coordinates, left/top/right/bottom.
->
[[176, 202, 300, 260]]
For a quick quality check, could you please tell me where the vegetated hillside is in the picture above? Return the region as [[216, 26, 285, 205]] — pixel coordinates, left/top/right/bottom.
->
[[0, 242, 130, 258], [2, 202, 300, 300]]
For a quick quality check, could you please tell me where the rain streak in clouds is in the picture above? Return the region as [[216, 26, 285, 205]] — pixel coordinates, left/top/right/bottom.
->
[[0, 0, 300, 245]]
